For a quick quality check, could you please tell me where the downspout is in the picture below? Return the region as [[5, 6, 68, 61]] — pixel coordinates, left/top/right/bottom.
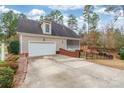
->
[[20, 34, 22, 54]]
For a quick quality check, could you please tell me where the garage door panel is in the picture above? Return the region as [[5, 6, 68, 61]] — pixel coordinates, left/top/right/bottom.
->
[[28, 42, 56, 57]]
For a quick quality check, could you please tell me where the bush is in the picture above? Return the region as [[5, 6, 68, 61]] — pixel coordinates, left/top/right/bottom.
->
[[0, 61, 4, 64], [0, 55, 19, 72], [120, 51, 124, 60], [119, 48, 124, 60], [0, 62, 18, 73], [0, 63, 8, 67], [0, 67, 14, 88], [9, 62, 18, 71], [8, 40, 20, 55], [6, 55, 19, 62]]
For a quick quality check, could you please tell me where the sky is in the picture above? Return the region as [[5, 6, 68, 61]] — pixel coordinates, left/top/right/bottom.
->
[[0, 5, 124, 30]]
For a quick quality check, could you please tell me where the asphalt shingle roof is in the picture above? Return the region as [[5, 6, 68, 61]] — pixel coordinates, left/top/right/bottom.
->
[[17, 18, 80, 38]]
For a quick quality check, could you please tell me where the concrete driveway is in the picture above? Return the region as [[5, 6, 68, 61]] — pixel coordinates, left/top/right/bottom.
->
[[21, 54, 124, 88]]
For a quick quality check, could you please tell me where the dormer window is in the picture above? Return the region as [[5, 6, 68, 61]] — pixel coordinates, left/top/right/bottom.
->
[[45, 23, 50, 33], [41, 21, 51, 34]]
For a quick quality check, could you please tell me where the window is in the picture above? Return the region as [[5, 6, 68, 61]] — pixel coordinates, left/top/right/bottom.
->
[[67, 40, 79, 50], [45, 24, 50, 33], [42, 22, 51, 34]]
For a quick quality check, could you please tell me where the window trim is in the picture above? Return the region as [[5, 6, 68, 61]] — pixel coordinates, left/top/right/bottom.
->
[[44, 23, 51, 34], [45, 23, 50, 33]]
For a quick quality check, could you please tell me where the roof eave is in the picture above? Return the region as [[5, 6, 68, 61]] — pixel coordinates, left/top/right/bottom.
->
[[18, 32, 81, 40]]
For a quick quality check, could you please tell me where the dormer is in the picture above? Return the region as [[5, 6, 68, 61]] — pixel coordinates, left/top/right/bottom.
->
[[41, 20, 51, 34]]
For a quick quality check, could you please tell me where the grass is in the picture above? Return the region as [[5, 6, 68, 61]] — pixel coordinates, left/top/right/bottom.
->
[[0, 46, 1, 54], [80, 51, 124, 70], [87, 59, 124, 70], [0, 60, 5, 64]]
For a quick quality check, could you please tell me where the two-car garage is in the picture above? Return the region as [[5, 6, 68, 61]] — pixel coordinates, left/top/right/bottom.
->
[[28, 41, 56, 57]]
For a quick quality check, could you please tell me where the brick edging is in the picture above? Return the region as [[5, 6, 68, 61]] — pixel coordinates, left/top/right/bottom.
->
[[59, 48, 80, 58], [13, 55, 28, 88]]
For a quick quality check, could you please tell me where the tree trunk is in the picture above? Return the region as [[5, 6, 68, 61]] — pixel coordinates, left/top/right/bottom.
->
[[122, 5, 124, 17], [1, 42, 5, 61], [88, 14, 89, 34]]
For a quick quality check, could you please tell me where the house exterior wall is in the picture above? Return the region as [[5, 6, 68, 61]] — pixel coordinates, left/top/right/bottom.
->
[[20, 34, 67, 54]]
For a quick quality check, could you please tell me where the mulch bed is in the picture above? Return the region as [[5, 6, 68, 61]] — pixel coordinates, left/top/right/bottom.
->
[[13, 55, 28, 88]]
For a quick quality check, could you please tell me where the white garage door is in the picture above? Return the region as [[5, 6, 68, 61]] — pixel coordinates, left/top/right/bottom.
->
[[28, 41, 56, 57]]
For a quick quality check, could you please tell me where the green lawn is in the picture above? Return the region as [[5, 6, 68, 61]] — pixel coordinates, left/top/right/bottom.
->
[[0, 62, 4, 64], [0, 46, 1, 63], [0, 46, 1, 53]]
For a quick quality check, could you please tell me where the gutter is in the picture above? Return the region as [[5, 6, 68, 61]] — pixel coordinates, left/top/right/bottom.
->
[[17, 32, 81, 41]]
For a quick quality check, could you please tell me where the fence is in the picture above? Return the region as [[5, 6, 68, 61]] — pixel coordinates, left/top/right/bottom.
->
[[80, 51, 113, 59]]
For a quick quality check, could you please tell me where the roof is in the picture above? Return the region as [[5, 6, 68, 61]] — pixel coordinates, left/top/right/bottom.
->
[[17, 18, 80, 38]]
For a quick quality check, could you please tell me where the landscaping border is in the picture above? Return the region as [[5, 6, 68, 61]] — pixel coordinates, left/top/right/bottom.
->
[[13, 54, 28, 88], [59, 48, 80, 58]]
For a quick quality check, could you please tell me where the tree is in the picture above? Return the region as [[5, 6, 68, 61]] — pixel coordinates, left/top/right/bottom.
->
[[1, 11, 19, 40], [89, 13, 100, 47], [83, 6, 100, 47], [79, 23, 87, 36], [0, 19, 5, 61], [90, 13, 99, 31], [83, 5, 94, 33], [113, 29, 124, 50], [105, 5, 124, 30], [40, 15, 45, 22], [100, 24, 124, 50], [67, 14, 78, 30], [19, 13, 27, 19], [46, 10, 63, 24], [82, 23, 87, 31], [0, 26, 6, 42], [0, 11, 19, 61], [105, 5, 124, 17], [104, 5, 124, 50]]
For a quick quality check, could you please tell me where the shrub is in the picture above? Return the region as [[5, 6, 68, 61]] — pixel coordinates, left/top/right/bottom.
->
[[0, 61, 9, 67], [0, 61, 4, 64], [8, 40, 20, 55], [120, 51, 124, 60], [0, 63, 8, 67], [6, 55, 19, 62], [0, 62, 18, 73], [0, 67, 14, 88], [119, 48, 124, 60], [9, 62, 18, 71], [0, 55, 19, 72]]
